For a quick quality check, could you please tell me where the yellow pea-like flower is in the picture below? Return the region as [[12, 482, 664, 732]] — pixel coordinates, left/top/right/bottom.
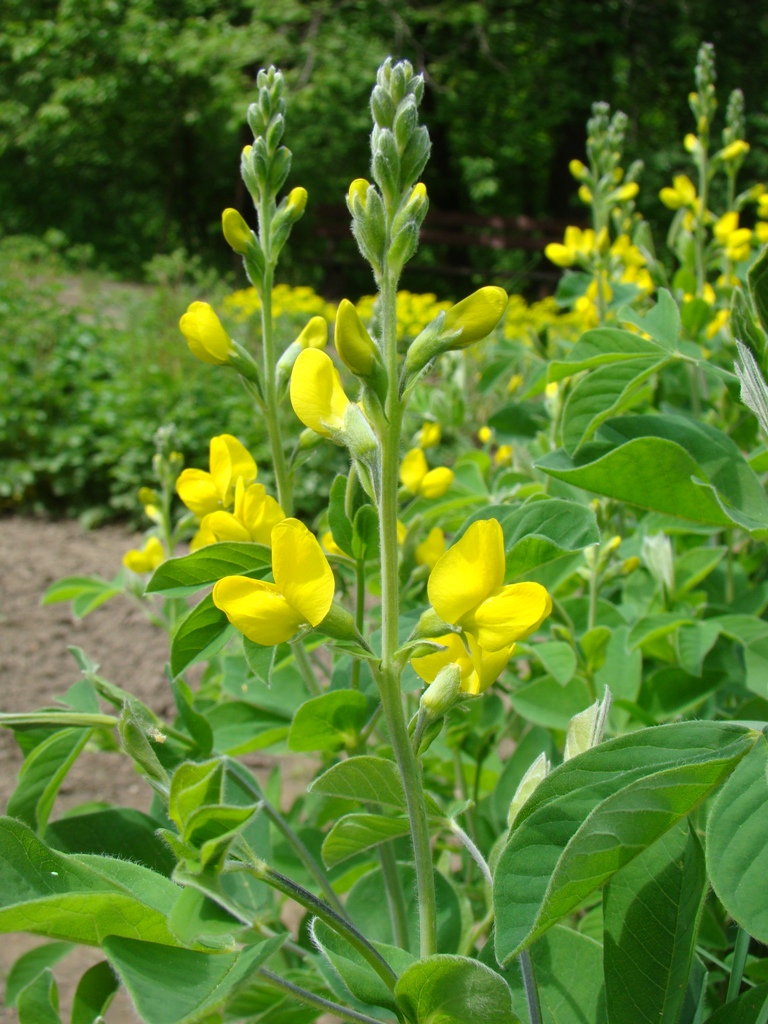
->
[[494, 444, 513, 466], [286, 187, 308, 218], [411, 632, 514, 696], [348, 179, 370, 206], [122, 535, 166, 574], [179, 302, 235, 366], [290, 348, 351, 438], [296, 316, 328, 350], [213, 518, 335, 646], [441, 286, 508, 347], [415, 526, 445, 569], [659, 175, 697, 210], [714, 211, 739, 241], [176, 434, 257, 518], [721, 140, 749, 161], [478, 426, 492, 444], [427, 518, 552, 652], [418, 422, 441, 448], [193, 479, 285, 548], [335, 299, 378, 375], [222, 208, 253, 255], [569, 159, 588, 181], [616, 182, 639, 202], [322, 531, 345, 557], [400, 448, 454, 499]]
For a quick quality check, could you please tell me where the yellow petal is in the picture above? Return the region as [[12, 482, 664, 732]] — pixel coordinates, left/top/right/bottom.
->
[[442, 286, 508, 347], [400, 448, 428, 493], [418, 467, 454, 499], [411, 633, 468, 684], [222, 208, 252, 255], [418, 422, 441, 448], [296, 315, 328, 350], [428, 519, 505, 625], [465, 635, 514, 694], [179, 302, 234, 365], [271, 519, 334, 626], [290, 349, 350, 437], [213, 577, 304, 646], [544, 243, 575, 268], [470, 582, 553, 652], [240, 485, 285, 545], [200, 510, 252, 544], [335, 299, 377, 375], [175, 469, 221, 517], [415, 527, 446, 569], [210, 434, 257, 507]]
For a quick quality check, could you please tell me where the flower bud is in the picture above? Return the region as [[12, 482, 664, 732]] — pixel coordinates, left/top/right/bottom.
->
[[615, 182, 639, 202], [222, 208, 253, 255], [442, 286, 508, 346], [286, 187, 308, 220], [420, 662, 462, 718], [179, 302, 235, 365], [569, 159, 588, 181], [508, 752, 550, 828], [563, 689, 612, 761], [335, 299, 379, 375], [721, 139, 749, 161]]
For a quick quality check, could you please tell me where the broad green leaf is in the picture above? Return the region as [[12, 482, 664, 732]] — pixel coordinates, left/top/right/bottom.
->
[[328, 473, 354, 556], [6, 726, 92, 833], [352, 504, 380, 560], [629, 613, 696, 651], [170, 594, 233, 678], [676, 622, 722, 677], [395, 955, 517, 1024], [707, 733, 768, 943], [147, 542, 271, 596], [322, 813, 412, 867], [309, 755, 444, 817], [492, 727, 556, 826], [41, 575, 122, 617], [494, 722, 757, 962], [638, 667, 724, 720], [287, 690, 369, 752], [488, 401, 548, 438], [537, 414, 768, 534], [511, 675, 592, 731], [242, 639, 276, 686], [0, 817, 183, 945], [619, 288, 681, 350], [167, 886, 243, 948], [562, 357, 668, 454], [603, 820, 707, 1024], [71, 960, 118, 1024], [103, 935, 282, 1024], [4, 942, 73, 1007], [594, 626, 642, 727], [171, 678, 214, 756], [46, 807, 176, 876], [748, 243, 768, 337], [702, 982, 768, 1023], [207, 700, 290, 754], [549, 326, 670, 381], [312, 918, 415, 1013], [347, 864, 462, 954], [673, 546, 727, 599], [531, 641, 577, 685], [745, 637, 768, 698], [169, 759, 223, 833], [16, 969, 61, 1024], [506, 924, 606, 1024]]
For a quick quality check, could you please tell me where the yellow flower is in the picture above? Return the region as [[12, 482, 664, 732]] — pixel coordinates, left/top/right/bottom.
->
[[179, 302, 236, 366], [721, 140, 749, 161], [756, 222, 768, 245], [418, 422, 441, 448], [714, 212, 739, 242], [415, 527, 445, 569], [569, 159, 588, 181], [705, 309, 730, 340], [442, 286, 508, 347], [348, 178, 370, 206], [494, 444, 513, 466], [213, 518, 334, 646], [659, 175, 697, 210], [615, 182, 639, 202], [286, 187, 308, 218], [296, 316, 328, 350], [478, 426, 493, 444], [400, 448, 454, 499], [290, 349, 352, 437], [122, 535, 166, 574], [427, 518, 552, 652], [193, 479, 285, 549], [322, 531, 345, 557], [334, 299, 378, 375], [578, 184, 593, 204], [411, 632, 513, 696], [222, 208, 253, 255], [684, 133, 699, 153], [397, 521, 408, 545], [176, 435, 257, 518], [507, 373, 523, 395], [545, 226, 597, 268]]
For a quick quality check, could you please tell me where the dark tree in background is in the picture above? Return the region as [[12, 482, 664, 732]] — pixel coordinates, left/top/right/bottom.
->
[[1, 0, 766, 292]]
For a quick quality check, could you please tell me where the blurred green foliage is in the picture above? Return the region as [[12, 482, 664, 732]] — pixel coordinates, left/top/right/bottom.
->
[[2, 1, 767, 287]]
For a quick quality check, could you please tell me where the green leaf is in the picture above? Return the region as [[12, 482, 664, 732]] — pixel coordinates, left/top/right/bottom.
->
[[322, 813, 412, 867], [207, 700, 290, 754], [603, 820, 707, 1024], [0, 817, 183, 945], [4, 942, 73, 1007], [71, 960, 119, 1024], [170, 594, 233, 678], [103, 935, 283, 1024], [488, 402, 548, 438], [506, 924, 607, 1024], [492, 727, 556, 826], [312, 918, 415, 1013], [562, 357, 668, 454], [171, 678, 214, 756], [167, 885, 243, 948], [531, 641, 577, 686], [242, 639, 275, 686], [41, 575, 122, 618], [309, 755, 444, 817], [707, 733, 768, 943], [347, 864, 462, 954], [352, 504, 380, 560], [638, 667, 724, 721], [287, 691, 370, 752], [748, 243, 768, 338], [493, 722, 757, 962], [46, 807, 176, 876], [16, 969, 61, 1024], [628, 613, 696, 651], [673, 546, 727, 599], [395, 955, 517, 1024], [620, 288, 681, 350], [147, 542, 271, 596], [549, 326, 670, 381], [676, 621, 722, 676], [6, 726, 92, 833], [537, 414, 768, 534], [511, 675, 592, 730], [702, 982, 768, 1023], [328, 473, 354, 556]]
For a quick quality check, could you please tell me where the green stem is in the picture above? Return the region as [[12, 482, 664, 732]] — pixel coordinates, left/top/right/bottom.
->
[[694, 145, 710, 300], [520, 949, 543, 1024], [262, 866, 398, 992], [258, 261, 293, 516], [727, 926, 750, 1002], [291, 640, 321, 696], [258, 968, 389, 1024], [351, 559, 366, 691], [376, 269, 437, 959], [378, 840, 411, 951], [449, 819, 492, 888]]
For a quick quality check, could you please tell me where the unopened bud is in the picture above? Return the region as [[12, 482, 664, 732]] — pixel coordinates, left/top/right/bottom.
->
[[563, 688, 612, 761], [508, 752, 549, 828], [420, 662, 462, 719]]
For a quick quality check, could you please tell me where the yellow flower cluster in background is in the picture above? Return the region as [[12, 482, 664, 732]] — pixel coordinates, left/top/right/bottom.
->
[[222, 284, 336, 324], [502, 295, 586, 346], [355, 291, 452, 341]]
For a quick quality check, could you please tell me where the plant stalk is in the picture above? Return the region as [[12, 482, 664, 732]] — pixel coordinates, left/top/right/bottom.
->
[[258, 968, 389, 1024], [520, 949, 543, 1024]]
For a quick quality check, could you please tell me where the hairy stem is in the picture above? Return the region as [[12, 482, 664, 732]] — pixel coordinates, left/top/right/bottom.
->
[[258, 968, 389, 1024]]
